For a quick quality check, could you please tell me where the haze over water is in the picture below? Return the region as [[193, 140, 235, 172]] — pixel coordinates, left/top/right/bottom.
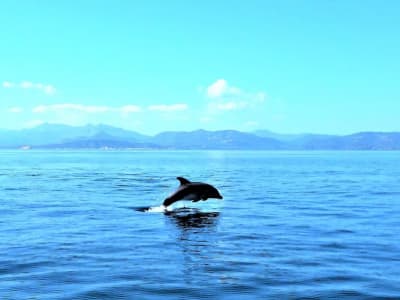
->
[[1, 150, 399, 299]]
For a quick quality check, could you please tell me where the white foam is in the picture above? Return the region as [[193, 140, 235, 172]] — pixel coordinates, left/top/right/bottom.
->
[[145, 205, 168, 213]]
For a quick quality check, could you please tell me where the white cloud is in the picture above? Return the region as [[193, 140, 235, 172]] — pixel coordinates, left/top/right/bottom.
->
[[2, 80, 56, 95], [207, 79, 226, 98], [20, 81, 34, 89], [2, 81, 15, 88], [148, 104, 188, 112], [206, 79, 241, 98], [8, 107, 23, 113], [205, 79, 267, 112], [33, 103, 142, 114], [120, 105, 141, 113]]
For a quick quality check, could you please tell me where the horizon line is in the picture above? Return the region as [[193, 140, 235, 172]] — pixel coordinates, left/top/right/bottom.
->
[[1, 122, 399, 137]]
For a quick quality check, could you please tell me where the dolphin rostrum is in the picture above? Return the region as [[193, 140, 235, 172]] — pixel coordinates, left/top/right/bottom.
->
[[162, 177, 223, 207]]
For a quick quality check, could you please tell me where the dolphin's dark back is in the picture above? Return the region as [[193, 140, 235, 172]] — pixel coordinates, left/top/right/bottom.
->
[[162, 177, 223, 207]]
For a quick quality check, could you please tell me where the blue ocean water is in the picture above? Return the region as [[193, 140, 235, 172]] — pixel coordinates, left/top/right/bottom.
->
[[0, 150, 399, 299]]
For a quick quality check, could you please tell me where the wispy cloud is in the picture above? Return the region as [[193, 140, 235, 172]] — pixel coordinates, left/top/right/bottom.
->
[[199, 116, 212, 123], [2, 80, 56, 95], [8, 106, 23, 113], [147, 104, 188, 112], [244, 121, 259, 128], [24, 120, 45, 128], [32, 103, 189, 115], [211, 101, 247, 111], [33, 103, 142, 114], [3, 81, 15, 88]]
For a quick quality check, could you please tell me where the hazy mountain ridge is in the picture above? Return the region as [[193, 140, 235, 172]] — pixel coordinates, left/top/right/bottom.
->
[[40, 132, 160, 149], [152, 130, 284, 149], [1, 124, 400, 150]]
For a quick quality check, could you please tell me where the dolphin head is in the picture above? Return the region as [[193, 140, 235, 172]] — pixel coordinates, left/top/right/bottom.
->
[[204, 185, 223, 200]]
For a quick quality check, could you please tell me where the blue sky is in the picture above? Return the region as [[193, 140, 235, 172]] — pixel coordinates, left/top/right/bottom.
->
[[1, 0, 399, 134]]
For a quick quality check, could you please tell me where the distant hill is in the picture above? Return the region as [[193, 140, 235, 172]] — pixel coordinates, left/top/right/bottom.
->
[[152, 129, 284, 149], [284, 132, 400, 150], [0, 123, 148, 148], [1, 123, 400, 150], [40, 132, 159, 149], [252, 130, 310, 141], [324, 132, 400, 150]]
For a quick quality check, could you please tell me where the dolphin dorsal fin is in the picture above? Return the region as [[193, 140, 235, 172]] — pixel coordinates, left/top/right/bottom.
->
[[177, 177, 191, 185]]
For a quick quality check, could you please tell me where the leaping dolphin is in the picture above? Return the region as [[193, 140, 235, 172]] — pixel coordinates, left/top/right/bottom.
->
[[163, 177, 223, 207]]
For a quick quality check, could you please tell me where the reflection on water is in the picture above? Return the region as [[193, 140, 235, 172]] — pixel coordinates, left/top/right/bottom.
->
[[165, 208, 220, 230], [164, 208, 222, 286]]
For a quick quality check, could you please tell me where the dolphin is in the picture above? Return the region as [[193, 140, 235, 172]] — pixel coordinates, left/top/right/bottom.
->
[[162, 177, 223, 207]]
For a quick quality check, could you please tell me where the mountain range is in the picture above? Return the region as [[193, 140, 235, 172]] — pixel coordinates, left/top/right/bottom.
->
[[1, 123, 400, 150]]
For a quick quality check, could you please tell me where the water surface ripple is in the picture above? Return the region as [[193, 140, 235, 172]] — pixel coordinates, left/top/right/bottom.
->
[[1, 151, 399, 299]]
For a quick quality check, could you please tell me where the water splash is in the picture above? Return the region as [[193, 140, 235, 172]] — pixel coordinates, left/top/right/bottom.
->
[[134, 205, 168, 213], [146, 205, 168, 213]]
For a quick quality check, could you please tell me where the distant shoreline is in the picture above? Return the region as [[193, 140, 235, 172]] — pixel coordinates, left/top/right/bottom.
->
[[2, 148, 400, 152], [1, 124, 400, 150]]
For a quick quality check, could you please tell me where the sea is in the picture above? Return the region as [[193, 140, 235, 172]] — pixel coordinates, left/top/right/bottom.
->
[[0, 150, 399, 299]]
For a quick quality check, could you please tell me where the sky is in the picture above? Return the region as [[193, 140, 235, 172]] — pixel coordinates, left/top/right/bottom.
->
[[1, 0, 399, 135]]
